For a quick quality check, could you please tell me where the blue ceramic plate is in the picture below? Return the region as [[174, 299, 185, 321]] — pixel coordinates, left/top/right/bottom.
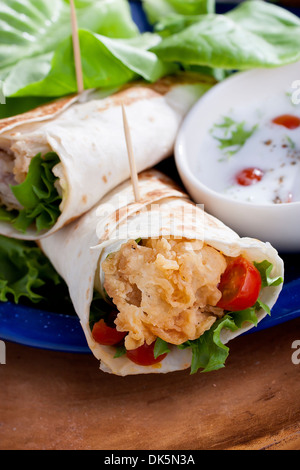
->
[[0, 2, 299, 353]]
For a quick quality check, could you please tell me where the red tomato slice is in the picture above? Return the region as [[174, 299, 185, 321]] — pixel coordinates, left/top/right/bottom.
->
[[126, 342, 168, 366], [235, 167, 264, 186], [217, 256, 261, 311], [272, 114, 300, 130], [92, 316, 127, 346]]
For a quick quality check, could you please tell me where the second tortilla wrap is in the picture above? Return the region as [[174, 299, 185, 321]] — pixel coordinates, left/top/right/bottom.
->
[[0, 74, 212, 239], [39, 170, 284, 376]]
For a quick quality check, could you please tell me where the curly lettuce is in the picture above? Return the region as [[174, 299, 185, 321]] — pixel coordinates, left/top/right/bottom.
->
[[0, 152, 62, 233], [0, 235, 61, 304]]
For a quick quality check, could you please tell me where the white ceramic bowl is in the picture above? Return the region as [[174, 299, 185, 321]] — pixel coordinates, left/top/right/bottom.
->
[[175, 61, 300, 253]]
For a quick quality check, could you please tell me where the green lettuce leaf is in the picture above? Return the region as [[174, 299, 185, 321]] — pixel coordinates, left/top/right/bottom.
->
[[0, 235, 61, 304], [0, 152, 62, 233], [7, 32, 176, 98], [151, 0, 300, 70], [254, 260, 284, 288], [179, 305, 267, 375], [0, 0, 175, 99], [0, 0, 138, 71], [142, 0, 215, 25], [89, 291, 111, 331], [114, 345, 127, 358], [0, 207, 16, 223], [154, 337, 170, 358], [179, 315, 238, 374]]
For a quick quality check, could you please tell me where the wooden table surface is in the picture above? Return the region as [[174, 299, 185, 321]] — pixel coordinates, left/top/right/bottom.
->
[[1, 318, 300, 451]]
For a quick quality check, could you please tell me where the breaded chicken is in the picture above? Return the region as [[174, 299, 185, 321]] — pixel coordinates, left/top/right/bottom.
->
[[103, 237, 227, 350]]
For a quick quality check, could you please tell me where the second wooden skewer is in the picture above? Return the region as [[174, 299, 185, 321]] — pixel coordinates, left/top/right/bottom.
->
[[122, 104, 141, 203]]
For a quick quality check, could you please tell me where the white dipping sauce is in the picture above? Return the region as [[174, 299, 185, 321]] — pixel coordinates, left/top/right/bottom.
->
[[195, 92, 300, 204]]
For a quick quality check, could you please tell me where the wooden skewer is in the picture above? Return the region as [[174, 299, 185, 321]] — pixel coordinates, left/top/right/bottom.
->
[[122, 104, 141, 203], [70, 0, 84, 94]]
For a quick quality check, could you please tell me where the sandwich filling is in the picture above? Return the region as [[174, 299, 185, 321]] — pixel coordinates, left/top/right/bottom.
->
[[91, 237, 282, 372], [0, 144, 63, 232], [102, 237, 227, 350], [0, 149, 22, 210]]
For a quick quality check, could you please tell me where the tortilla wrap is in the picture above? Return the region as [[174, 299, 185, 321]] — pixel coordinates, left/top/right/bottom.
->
[[39, 170, 284, 376], [0, 74, 212, 239]]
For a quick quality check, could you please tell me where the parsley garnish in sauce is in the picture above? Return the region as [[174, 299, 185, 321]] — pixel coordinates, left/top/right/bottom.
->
[[210, 116, 258, 158]]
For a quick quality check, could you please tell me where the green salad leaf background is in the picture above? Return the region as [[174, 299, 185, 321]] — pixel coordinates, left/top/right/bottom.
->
[[0, 0, 299, 105], [0, 235, 61, 304], [151, 1, 300, 69], [0, 0, 174, 99], [0, 0, 138, 93], [142, 0, 215, 24]]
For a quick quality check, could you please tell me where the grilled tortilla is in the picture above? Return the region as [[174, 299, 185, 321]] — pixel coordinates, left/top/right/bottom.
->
[[40, 170, 284, 376], [0, 74, 212, 239]]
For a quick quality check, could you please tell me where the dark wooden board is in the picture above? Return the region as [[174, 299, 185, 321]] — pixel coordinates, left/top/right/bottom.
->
[[0, 318, 299, 450]]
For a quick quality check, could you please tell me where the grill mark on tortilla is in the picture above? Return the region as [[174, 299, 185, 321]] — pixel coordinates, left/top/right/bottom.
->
[[98, 187, 190, 243], [146, 189, 171, 199], [0, 95, 77, 133], [86, 288, 90, 300], [115, 206, 128, 223], [0, 74, 214, 134]]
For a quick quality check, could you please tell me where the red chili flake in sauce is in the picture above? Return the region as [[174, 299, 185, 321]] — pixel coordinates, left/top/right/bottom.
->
[[272, 114, 300, 130], [235, 167, 264, 186]]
